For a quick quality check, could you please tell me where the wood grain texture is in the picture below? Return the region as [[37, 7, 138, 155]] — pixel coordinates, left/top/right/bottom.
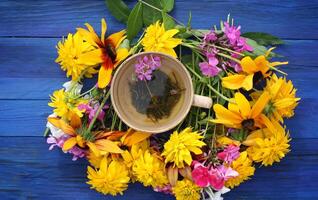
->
[[1, 0, 317, 199], [0, 137, 316, 199], [1, 0, 318, 39]]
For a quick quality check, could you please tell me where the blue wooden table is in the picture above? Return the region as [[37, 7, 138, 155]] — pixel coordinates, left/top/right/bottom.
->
[[1, 0, 318, 199]]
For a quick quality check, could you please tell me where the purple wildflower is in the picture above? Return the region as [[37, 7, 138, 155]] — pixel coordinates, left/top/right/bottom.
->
[[154, 184, 173, 195], [47, 135, 86, 161], [217, 144, 240, 164], [78, 101, 108, 123], [135, 55, 161, 81], [204, 30, 217, 44], [224, 22, 253, 53], [199, 53, 221, 77]]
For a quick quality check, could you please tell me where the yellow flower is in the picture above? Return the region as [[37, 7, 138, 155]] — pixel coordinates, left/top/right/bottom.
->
[[225, 151, 255, 188], [132, 150, 168, 188], [141, 21, 182, 58], [263, 74, 300, 121], [222, 48, 288, 91], [48, 89, 86, 120], [244, 121, 291, 166], [55, 33, 98, 81], [87, 157, 130, 196], [162, 127, 205, 168], [211, 92, 271, 130], [172, 179, 201, 200], [77, 18, 129, 88], [87, 150, 105, 168]]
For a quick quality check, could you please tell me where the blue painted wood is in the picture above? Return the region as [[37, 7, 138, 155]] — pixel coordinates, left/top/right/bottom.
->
[[0, 138, 316, 199], [1, 0, 318, 39], [1, 0, 317, 199]]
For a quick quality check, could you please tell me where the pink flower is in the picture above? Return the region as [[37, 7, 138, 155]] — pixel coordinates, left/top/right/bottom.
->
[[217, 144, 240, 164], [224, 22, 241, 46], [78, 101, 108, 123], [199, 54, 221, 77], [204, 30, 217, 43], [192, 162, 212, 187], [47, 135, 86, 161], [154, 184, 173, 195], [191, 161, 238, 190], [135, 55, 161, 81]]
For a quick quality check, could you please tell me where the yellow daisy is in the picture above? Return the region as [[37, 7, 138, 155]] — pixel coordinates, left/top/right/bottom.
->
[[243, 121, 291, 166], [172, 179, 201, 200], [222, 48, 288, 91], [48, 89, 86, 120], [211, 92, 271, 130], [132, 150, 168, 188], [262, 74, 300, 121], [225, 151, 255, 188], [141, 21, 182, 58], [87, 157, 130, 196], [77, 18, 129, 88], [55, 33, 98, 81], [161, 127, 205, 168]]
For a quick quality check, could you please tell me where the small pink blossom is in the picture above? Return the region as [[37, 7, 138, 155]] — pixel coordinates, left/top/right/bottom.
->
[[154, 184, 173, 195], [78, 101, 108, 123], [217, 144, 240, 164], [47, 135, 86, 161], [135, 55, 161, 81], [199, 53, 221, 77], [191, 161, 238, 191]]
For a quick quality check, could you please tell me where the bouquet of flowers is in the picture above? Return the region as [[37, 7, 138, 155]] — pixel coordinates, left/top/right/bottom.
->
[[44, 0, 300, 199]]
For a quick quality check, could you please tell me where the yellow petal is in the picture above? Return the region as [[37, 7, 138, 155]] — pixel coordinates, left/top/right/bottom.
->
[[243, 129, 264, 146], [98, 66, 112, 88], [78, 49, 103, 65], [62, 137, 77, 151], [69, 113, 81, 129], [250, 91, 270, 118], [101, 18, 107, 44], [222, 74, 254, 91], [213, 104, 242, 124], [167, 166, 178, 186], [87, 142, 101, 157], [84, 22, 101, 45], [114, 48, 129, 68], [123, 131, 151, 146], [107, 30, 126, 48], [95, 139, 124, 154], [47, 117, 76, 136], [254, 55, 269, 74], [259, 114, 276, 133], [234, 92, 251, 118], [241, 56, 258, 74]]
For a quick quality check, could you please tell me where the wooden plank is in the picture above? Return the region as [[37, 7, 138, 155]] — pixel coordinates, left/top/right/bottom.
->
[[0, 98, 313, 138], [1, 38, 317, 78], [0, 137, 316, 199], [0, 0, 318, 39]]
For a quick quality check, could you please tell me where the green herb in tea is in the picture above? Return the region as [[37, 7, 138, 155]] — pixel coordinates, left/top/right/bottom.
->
[[130, 70, 183, 121]]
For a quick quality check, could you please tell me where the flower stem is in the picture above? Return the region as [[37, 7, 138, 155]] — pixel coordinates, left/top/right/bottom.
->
[[87, 90, 110, 132], [184, 64, 234, 103]]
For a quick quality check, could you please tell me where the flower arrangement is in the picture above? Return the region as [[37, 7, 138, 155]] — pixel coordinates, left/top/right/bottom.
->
[[44, 0, 300, 199]]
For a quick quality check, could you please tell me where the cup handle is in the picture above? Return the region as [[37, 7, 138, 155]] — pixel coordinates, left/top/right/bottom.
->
[[192, 94, 213, 109]]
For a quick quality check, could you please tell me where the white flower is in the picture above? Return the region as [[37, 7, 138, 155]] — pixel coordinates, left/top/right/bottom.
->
[[63, 81, 83, 94], [46, 113, 66, 138], [204, 186, 230, 200]]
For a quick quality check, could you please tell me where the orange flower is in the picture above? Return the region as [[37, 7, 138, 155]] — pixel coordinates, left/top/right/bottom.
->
[[77, 19, 129, 88]]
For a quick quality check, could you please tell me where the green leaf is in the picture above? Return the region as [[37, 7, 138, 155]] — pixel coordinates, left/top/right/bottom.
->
[[127, 2, 143, 40], [142, 0, 163, 26], [242, 32, 284, 46], [105, 0, 131, 24], [244, 38, 282, 58], [160, 0, 174, 12], [187, 11, 192, 28], [162, 12, 176, 30]]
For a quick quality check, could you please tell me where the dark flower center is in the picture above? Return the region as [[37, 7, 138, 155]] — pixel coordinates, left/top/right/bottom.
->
[[105, 43, 117, 63], [241, 119, 255, 130]]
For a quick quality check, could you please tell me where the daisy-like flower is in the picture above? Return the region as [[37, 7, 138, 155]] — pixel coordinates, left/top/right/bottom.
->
[[132, 150, 168, 188], [161, 127, 205, 168], [262, 74, 300, 121], [77, 18, 129, 88], [222, 48, 288, 91], [225, 151, 255, 188], [243, 121, 291, 166], [87, 157, 130, 196], [141, 21, 182, 58], [172, 179, 201, 200], [48, 89, 87, 121], [55, 33, 98, 81], [211, 92, 271, 130]]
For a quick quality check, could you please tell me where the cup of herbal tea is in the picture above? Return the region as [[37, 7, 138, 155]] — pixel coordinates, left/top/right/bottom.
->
[[111, 52, 212, 133]]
